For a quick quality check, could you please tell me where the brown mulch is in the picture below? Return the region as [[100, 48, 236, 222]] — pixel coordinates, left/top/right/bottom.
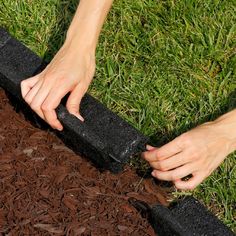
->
[[0, 89, 170, 236]]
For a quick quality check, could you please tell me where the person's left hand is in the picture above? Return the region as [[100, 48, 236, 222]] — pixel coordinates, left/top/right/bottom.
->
[[142, 116, 236, 190]]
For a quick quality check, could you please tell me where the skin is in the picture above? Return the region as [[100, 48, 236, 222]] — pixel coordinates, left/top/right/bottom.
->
[[21, 0, 235, 190], [142, 110, 236, 190], [21, 0, 113, 130]]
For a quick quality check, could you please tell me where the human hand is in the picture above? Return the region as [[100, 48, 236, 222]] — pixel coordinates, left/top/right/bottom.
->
[[20, 0, 113, 131], [21, 42, 95, 131], [142, 112, 236, 190]]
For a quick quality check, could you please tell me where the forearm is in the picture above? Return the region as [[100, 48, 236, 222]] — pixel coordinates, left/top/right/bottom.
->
[[65, 0, 113, 53]]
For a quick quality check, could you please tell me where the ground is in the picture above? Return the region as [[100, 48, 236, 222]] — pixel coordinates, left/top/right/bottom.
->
[[0, 90, 169, 234], [0, 0, 235, 231]]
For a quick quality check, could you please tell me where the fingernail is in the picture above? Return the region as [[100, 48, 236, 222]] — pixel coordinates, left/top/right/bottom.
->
[[56, 123, 63, 131], [75, 113, 84, 122], [151, 171, 156, 177], [57, 126, 63, 131], [146, 145, 155, 151]]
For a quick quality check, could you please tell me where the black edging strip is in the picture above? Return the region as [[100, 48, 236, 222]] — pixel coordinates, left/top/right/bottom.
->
[[150, 196, 235, 236], [0, 28, 148, 173]]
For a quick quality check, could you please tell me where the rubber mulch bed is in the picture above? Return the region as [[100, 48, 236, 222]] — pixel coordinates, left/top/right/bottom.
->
[[0, 89, 171, 236]]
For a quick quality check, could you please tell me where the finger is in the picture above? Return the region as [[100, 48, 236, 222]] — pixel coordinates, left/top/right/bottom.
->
[[43, 109, 63, 131], [146, 145, 156, 151], [66, 84, 88, 121], [155, 137, 182, 159], [21, 75, 40, 98], [149, 151, 190, 171], [142, 145, 157, 162], [151, 163, 195, 181], [143, 138, 183, 162], [41, 84, 73, 130], [24, 79, 43, 105], [142, 149, 160, 162], [30, 82, 52, 121], [174, 172, 205, 190]]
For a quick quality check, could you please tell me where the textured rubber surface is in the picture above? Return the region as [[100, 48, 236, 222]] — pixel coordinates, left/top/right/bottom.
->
[[0, 28, 148, 172], [150, 196, 235, 236]]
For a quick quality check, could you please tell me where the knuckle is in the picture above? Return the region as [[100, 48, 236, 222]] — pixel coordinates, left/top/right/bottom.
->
[[59, 76, 72, 85], [31, 103, 40, 111], [155, 150, 164, 160], [190, 152, 199, 161], [41, 103, 52, 112], [66, 103, 78, 111], [154, 151, 160, 160], [158, 162, 168, 171], [171, 172, 179, 181], [180, 133, 192, 146], [42, 75, 50, 82], [20, 80, 27, 88], [43, 73, 60, 85], [24, 96, 31, 104]]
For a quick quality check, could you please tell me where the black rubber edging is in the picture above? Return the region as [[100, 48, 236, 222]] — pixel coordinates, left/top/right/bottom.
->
[[0, 28, 148, 173], [151, 197, 235, 236], [151, 196, 235, 236], [130, 196, 235, 236]]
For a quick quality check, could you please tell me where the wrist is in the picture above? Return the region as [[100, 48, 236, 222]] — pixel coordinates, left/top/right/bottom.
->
[[63, 33, 96, 60], [65, 0, 113, 55], [65, 30, 97, 55], [213, 109, 236, 152]]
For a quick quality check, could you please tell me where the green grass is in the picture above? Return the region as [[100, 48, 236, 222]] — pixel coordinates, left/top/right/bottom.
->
[[1, 0, 236, 231]]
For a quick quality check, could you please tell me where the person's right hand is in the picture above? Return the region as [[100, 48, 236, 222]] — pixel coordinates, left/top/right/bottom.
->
[[21, 42, 96, 131]]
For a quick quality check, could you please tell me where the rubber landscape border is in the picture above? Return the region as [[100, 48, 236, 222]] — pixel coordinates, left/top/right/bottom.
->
[[149, 196, 235, 236]]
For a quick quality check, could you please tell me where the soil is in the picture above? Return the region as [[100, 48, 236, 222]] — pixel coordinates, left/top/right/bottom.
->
[[0, 88, 170, 236]]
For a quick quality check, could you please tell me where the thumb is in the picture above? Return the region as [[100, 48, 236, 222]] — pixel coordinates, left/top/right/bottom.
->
[[66, 84, 87, 122]]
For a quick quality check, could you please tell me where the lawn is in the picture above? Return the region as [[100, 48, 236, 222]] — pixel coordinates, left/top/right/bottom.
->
[[0, 0, 235, 231]]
